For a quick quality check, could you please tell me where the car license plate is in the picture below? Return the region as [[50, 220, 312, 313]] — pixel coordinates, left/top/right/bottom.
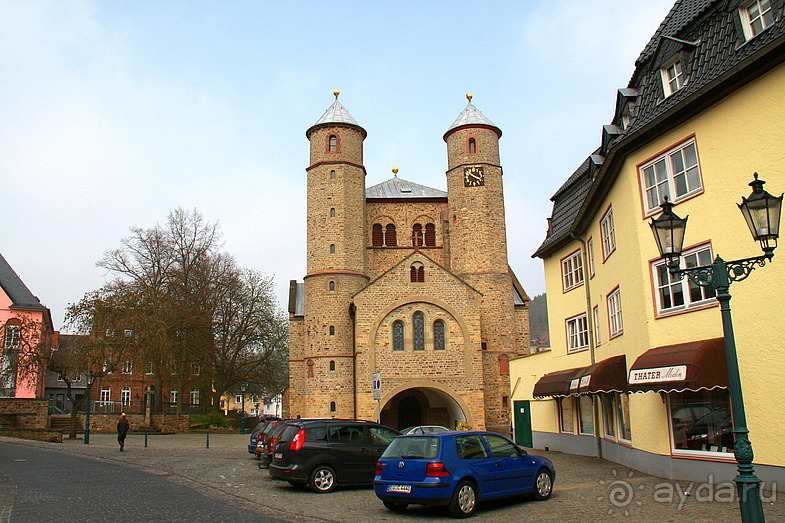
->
[[387, 484, 412, 493], [274, 452, 283, 459]]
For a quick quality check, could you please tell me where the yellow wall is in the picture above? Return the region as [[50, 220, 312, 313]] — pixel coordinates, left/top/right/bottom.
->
[[513, 63, 785, 466]]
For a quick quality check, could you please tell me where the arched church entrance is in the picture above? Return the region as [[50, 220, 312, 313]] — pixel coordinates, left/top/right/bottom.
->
[[380, 387, 467, 431]]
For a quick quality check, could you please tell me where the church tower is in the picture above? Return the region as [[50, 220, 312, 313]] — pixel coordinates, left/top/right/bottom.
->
[[444, 94, 517, 431], [301, 91, 369, 417]]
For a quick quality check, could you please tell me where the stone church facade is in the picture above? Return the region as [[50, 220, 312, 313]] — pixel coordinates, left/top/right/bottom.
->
[[286, 93, 530, 434]]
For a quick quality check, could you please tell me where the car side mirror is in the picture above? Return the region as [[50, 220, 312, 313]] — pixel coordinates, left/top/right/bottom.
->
[[517, 446, 527, 456]]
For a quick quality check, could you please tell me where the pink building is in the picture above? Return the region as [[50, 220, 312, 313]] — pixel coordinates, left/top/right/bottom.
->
[[0, 253, 54, 398]]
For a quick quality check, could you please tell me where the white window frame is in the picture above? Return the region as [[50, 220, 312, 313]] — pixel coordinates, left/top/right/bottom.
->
[[100, 388, 111, 403], [121, 387, 131, 406], [587, 237, 596, 277], [122, 360, 133, 374], [661, 58, 684, 97], [640, 138, 703, 215], [169, 389, 178, 406], [593, 305, 601, 346], [652, 243, 716, 316], [561, 249, 584, 292], [607, 287, 623, 339], [190, 388, 200, 406], [566, 313, 589, 353], [740, 0, 774, 40], [600, 207, 616, 260], [191, 363, 200, 376]]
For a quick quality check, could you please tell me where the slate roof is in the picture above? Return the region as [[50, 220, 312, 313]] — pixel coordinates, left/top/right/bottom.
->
[[0, 253, 48, 311], [445, 98, 501, 138], [534, 0, 785, 258], [306, 93, 366, 137], [366, 176, 448, 200]]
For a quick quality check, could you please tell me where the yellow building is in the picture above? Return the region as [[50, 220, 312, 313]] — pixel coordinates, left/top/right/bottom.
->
[[512, 0, 785, 487]]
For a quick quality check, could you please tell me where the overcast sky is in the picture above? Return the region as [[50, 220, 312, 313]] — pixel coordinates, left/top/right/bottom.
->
[[1, 0, 675, 330]]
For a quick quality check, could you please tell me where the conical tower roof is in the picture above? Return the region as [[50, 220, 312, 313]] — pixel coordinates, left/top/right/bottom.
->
[[307, 90, 365, 137], [444, 93, 501, 139]]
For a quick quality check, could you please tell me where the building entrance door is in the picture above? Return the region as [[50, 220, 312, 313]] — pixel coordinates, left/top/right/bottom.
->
[[397, 396, 422, 429], [513, 400, 533, 447]]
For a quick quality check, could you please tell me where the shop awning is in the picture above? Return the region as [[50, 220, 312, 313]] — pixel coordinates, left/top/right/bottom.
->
[[628, 338, 728, 394], [532, 366, 583, 399], [573, 355, 627, 395]]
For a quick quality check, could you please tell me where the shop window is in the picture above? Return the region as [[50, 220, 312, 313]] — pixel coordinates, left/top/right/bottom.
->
[[307, 359, 314, 377], [566, 313, 589, 353], [740, 0, 774, 40], [413, 311, 425, 350], [392, 321, 404, 351], [433, 320, 445, 350], [616, 393, 632, 442], [578, 395, 594, 435], [558, 397, 574, 433], [372, 224, 383, 246], [424, 223, 436, 246], [670, 389, 733, 456], [607, 287, 623, 339], [561, 249, 584, 292], [385, 224, 397, 246], [329, 360, 335, 371], [499, 354, 509, 375], [602, 394, 615, 438], [600, 206, 616, 260], [411, 224, 424, 247], [640, 138, 702, 215]]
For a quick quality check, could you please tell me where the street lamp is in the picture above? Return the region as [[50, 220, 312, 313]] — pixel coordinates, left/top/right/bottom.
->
[[650, 173, 782, 523], [240, 383, 247, 435], [83, 371, 95, 445]]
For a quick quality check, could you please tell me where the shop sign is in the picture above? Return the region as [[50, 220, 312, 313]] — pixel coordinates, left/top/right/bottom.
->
[[579, 375, 591, 387], [569, 378, 579, 390], [628, 365, 687, 384]]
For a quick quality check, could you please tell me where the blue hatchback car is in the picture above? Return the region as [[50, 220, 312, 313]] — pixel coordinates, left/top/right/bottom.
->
[[374, 430, 555, 518]]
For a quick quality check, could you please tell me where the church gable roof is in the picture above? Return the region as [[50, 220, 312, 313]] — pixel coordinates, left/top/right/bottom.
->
[[366, 176, 447, 200]]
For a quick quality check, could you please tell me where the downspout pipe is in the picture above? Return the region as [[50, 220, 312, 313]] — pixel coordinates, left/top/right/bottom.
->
[[570, 233, 603, 459]]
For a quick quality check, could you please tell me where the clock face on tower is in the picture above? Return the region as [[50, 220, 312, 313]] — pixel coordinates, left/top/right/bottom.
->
[[463, 166, 485, 187]]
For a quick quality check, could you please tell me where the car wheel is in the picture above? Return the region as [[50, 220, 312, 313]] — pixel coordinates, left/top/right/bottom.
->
[[383, 501, 408, 512], [448, 479, 477, 518], [532, 469, 553, 500], [308, 465, 336, 493]]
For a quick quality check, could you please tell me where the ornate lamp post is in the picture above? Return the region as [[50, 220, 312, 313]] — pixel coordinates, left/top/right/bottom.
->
[[83, 371, 95, 445], [650, 174, 782, 523]]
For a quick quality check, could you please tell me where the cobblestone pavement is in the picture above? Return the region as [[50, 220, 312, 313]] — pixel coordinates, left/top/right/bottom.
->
[[2, 433, 783, 522]]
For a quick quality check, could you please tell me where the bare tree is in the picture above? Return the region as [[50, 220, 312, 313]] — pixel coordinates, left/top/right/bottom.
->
[[0, 315, 51, 397]]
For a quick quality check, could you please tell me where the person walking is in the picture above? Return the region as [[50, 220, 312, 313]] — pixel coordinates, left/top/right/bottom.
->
[[117, 413, 130, 451]]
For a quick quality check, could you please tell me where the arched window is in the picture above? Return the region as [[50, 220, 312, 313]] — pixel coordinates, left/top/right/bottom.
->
[[499, 354, 510, 375], [328, 134, 337, 152], [392, 321, 404, 351], [330, 244, 336, 254], [329, 360, 336, 371], [468, 137, 477, 154], [425, 223, 436, 246], [413, 311, 425, 351], [307, 359, 314, 377], [330, 208, 336, 217], [330, 169, 336, 179], [433, 320, 445, 350], [330, 401, 336, 412], [385, 224, 397, 246], [410, 264, 424, 282], [412, 224, 423, 247], [329, 281, 335, 291], [329, 325, 335, 336], [372, 224, 383, 246]]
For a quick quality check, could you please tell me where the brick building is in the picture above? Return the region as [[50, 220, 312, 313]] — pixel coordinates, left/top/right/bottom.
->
[[286, 93, 531, 433]]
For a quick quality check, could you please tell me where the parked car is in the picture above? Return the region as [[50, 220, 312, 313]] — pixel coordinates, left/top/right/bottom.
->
[[247, 419, 281, 456], [400, 425, 450, 435], [257, 419, 296, 467], [374, 430, 555, 518], [269, 419, 399, 493]]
